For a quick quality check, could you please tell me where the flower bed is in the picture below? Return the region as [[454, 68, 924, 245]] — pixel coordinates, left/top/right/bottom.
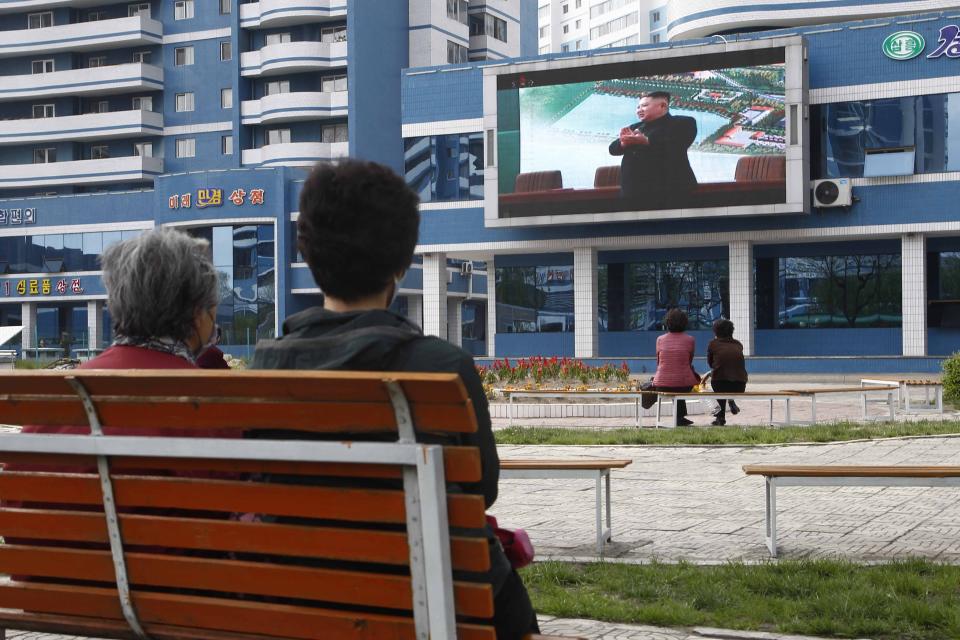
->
[[478, 357, 633, 399]]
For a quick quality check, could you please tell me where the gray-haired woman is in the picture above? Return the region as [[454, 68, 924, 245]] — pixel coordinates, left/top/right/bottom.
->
[[86, 227, 222, 371]]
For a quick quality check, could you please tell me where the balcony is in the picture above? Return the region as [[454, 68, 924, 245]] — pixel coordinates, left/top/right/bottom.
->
[[0, 62, 162, 102], [241, 41, 348, 77], [0, 109, 163, 146], [242, 141, 348, 167], [0, 15, 162, 58], [240, 0, 346, 29], [0, 0, 130, 13], [0, 155, 162, 189], [241, 91, 348, 126]]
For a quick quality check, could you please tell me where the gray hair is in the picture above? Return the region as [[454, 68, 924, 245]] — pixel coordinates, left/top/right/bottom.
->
[[101, 228, 219, 342]]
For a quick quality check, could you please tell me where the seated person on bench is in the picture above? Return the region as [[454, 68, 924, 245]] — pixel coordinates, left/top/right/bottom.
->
[[705, 318, 748, 426], [253, 159, 539, 640]]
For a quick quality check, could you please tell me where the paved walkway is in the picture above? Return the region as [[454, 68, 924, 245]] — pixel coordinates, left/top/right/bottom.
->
[[493, 436, 960, 562]]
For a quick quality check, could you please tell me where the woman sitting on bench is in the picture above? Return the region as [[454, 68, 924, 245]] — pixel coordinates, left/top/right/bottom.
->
[[705, 318, 748, 426]]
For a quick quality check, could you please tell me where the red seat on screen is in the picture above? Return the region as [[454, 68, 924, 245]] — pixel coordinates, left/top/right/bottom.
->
[[734, 156, 786, 182], [514, 170, 563, 192]]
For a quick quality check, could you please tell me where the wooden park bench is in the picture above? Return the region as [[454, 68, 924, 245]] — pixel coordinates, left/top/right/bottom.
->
[[743, 464, 960, 557], [500, 458, 633, 554], [0, 369, 575, 640], [860, 378, 943, 413]]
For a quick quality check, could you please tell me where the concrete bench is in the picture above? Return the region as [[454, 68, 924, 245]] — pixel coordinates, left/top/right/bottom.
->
[[500, 458, 633, 555], [0, 369, 575, 640], [861, 378, 943, 413], [505, 389, 645, 427], [743, 464, 960, 557]]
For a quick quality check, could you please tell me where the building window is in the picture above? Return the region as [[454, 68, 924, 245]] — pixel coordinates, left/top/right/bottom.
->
[[446, 0, 468, 25], [321, 74, 347, 92], [266, 128, 291, 145], [132, 50, 151, 63], [220, 40, 232, 61], [538, 45, 550, 54], [134, 142, 153, 157], [32, 104, 55, 118], [33, 148, 56, 164], [322, 123, 348, 143], [222, 135, 233, 155], [176, 138, 195, 158], [86, 10, 106, 21], [264, 79, 290, 95], [88, 56, 106, 68], [575, 19, 581, 29], [90, 100, 109, 114], [174, 0, 194, 20], [496, 265, 574, 333], [128, 3, 150, 17], [90, 145, 110, 160], [403, 132, 484, 202], [219, 0, 231, 14], [470, 14, 508, 42], [599, 260, 729, 332], [651, 33, 660, 43], [539, 25, 548, 38], [651, 10, 660, 23], [265, 32, 291, 46], [562, 24, 569, 34], [755, 254, 902, 329], [175, 92, 195, 112], [562, 3, 569, 14], [220, 88, 232, 109], [320, 26, 347, 43], [32, 59, 54, 74], [174, 46, 194, 66], [446, 40, 468, 64], [590, 11, 639, 39], [132, 96, 152, 111], [576, 0, 582, 7], [27, 12, 52, 29]]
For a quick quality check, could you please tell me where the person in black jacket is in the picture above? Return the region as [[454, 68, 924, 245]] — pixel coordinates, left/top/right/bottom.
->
[[253, 159, 539, 639], [609, 91, 698, 207]]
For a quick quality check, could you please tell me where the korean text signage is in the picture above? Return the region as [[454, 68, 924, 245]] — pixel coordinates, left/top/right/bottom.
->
[[883, 26, 960, 60], [168, 188, 266, 210], [0, 208, 37, 226], [3, 277, 83, 298]]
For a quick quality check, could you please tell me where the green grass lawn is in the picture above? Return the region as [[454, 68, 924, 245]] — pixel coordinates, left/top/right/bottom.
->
[[495, 421, 960, 446], [523, 559, 960, 639]]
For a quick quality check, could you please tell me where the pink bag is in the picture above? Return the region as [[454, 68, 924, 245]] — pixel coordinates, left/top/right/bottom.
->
[[486, 515, 535, 569]]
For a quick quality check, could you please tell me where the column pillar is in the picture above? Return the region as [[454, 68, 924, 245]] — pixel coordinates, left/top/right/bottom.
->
[[902, 233, 927, 356], [20, 302, 36, 353], [87, 300, 104, 350], [406, 295, 423, 329], [447, 298, 462, 347], [728, 240, 755, 356], [574, 247, 598, 358], [422, 252, 447, 339], [485, 258, 497, 358]]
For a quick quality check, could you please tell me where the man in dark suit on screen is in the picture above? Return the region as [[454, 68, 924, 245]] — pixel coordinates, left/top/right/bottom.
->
[[609, 91, 698, 207]]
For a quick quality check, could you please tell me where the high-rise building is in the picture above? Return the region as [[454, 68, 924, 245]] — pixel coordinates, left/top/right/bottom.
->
[[537, 0, 960, 53], [0, 0, 530, 358]]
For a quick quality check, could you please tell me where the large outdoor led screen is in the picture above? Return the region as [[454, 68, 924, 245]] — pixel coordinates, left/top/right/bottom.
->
[[485, 40, 807, 224]]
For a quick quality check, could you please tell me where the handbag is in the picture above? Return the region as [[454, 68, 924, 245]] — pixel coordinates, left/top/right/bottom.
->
[[640, 379, 658, 409], [486, 515, 535, 569]]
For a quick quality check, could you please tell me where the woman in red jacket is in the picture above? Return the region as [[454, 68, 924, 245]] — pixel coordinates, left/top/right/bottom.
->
[[652, 308, 699, 426]]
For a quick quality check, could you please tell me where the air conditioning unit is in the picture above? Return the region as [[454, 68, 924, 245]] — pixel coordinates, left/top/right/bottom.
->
[[459, 261, 474, 276], [813, 179, 852, 208]]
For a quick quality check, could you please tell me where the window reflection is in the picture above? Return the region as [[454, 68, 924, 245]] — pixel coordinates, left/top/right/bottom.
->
[[496, 265, 574, 333], [404, 133, 484, 202]]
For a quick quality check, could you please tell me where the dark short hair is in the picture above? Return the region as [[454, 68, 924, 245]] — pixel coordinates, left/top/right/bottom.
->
[[297, 159, 420, 302], [644, 91, 671, 103], [713, 318, 735, 339], [664, 308, 688, 333]]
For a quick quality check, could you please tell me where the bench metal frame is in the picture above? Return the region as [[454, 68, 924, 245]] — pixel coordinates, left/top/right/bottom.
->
[[500, 465, 614, 555], [0, 379, 457, 640], [861, 378, 943, 414], [761, 474, 960, 557], [655, 393, 796, 428]]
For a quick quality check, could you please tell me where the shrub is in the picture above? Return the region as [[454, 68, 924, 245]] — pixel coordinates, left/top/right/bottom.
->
[[942, 351, 960, 404]]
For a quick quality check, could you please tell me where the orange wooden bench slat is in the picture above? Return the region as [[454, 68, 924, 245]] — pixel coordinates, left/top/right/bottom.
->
[[0, 398, 477, 433], [743, 465, 960, 477], [0, 472, 487, 529], [0, 510, 491, 573], [501, 459, 633, 470], [0, 582, 497, 640], [0, 370, 473, 404], [0, 612, 293, 640], [0, 446, 483, 484], [0, 545, 494, 619]]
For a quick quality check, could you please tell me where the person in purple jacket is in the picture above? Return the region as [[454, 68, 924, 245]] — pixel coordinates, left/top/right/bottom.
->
[[652, 308, 699, 426]]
